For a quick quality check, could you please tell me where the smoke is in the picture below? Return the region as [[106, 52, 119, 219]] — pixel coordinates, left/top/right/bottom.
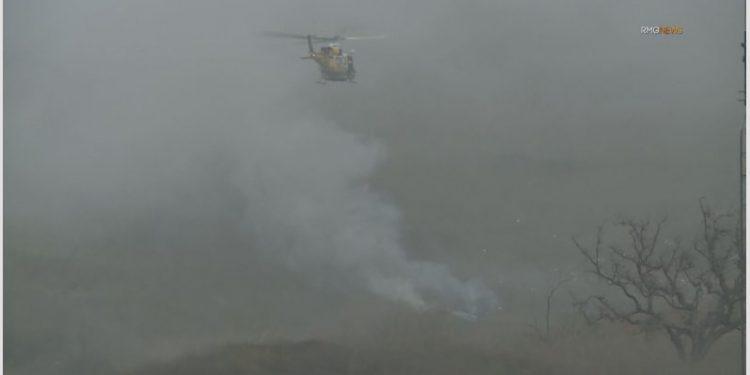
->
[[235, 118, 497, 316], [6, 109, 497, 374], [6, 2, 501, 369], [6, 0, 743, 372]]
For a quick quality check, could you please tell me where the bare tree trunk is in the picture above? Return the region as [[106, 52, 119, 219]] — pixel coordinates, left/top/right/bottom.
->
[[689, 337, 711, 363], [545, 277, 571, 338], [545, 291, 552, 337], [666, 328, 687, 362]]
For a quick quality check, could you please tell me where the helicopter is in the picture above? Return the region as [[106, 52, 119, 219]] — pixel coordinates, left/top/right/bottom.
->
[[263, 32, 385, 83]]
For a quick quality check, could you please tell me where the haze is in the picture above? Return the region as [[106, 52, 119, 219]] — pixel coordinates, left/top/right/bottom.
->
[[5, 0, 744, 373]]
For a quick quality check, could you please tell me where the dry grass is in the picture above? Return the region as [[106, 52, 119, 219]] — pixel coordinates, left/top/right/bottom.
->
[[128, 311, 743, 375]]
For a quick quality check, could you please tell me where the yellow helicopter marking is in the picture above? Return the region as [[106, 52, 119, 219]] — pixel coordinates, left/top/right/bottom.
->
[[301, 37, 355, 82], [262, 32, 382, 82]]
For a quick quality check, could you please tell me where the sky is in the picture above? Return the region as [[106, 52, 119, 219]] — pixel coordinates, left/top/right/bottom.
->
[[5, 0, 746, 373]]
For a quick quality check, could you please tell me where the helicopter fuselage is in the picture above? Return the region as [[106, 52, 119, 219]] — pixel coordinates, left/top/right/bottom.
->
[[264, 32, 381, 82], [303, 41, 355, 82]]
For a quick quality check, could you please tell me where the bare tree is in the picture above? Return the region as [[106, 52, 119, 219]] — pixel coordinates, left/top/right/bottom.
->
[[529, 274, 573, 341], [544, 276, 572, 338], [572, 200, 744, 362]]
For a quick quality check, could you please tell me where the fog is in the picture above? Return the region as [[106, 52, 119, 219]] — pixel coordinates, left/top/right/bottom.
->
[[5, 0, 744, 373]]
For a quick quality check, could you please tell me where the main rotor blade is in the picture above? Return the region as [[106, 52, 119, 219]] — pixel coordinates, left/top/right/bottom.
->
[[341, 35, 386, 41], [261, 31, 309, 40], [311, 36, 340, 43], [262, 31, 341, 43], [262, 31, 385, 43]]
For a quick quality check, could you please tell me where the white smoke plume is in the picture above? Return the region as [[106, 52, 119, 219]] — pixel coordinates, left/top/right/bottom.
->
[[234, 119, 498, 317]]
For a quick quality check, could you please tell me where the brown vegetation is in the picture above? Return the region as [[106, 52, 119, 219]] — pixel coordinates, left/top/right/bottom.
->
[[128, 309, 742, 375]]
